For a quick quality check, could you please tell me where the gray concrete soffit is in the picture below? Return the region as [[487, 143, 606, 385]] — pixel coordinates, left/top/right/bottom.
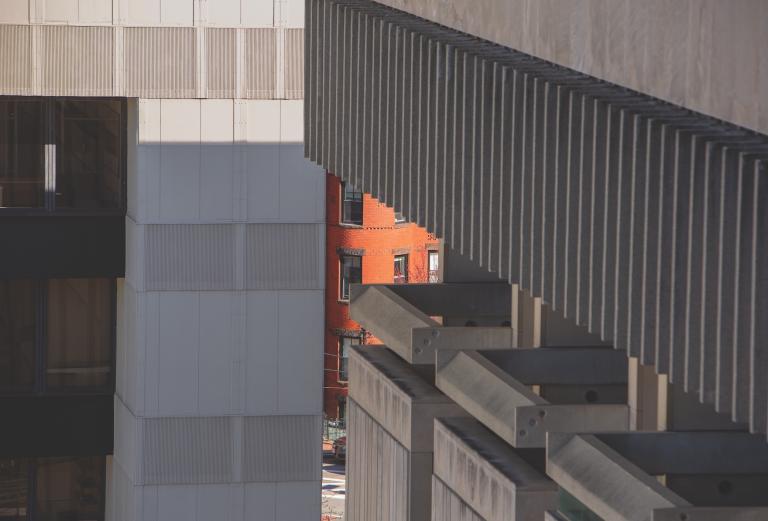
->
[[651, 507, 768, 521], [305, 0, 768, 439], [436, 349, 629, 448]]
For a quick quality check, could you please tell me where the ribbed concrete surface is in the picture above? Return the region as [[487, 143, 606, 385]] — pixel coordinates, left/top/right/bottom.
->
[[305, 0, 768, 439]]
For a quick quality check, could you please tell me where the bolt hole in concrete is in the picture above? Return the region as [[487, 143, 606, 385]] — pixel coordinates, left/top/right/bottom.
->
[[717, 480, 733, 495], [519, 429, 526, 437], [584, 389, 599, 403], [465, 320, 477, 327], [679, 514, 688, 521], [538, 410, 546, 418], [528, 418, 537, 427], [500, 320, 511, 327]]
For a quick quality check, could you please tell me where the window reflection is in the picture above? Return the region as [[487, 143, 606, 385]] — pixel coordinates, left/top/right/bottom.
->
[[0, 280, 36, 393], [54, 100, 121, 210], [0, 100, 45, 208], [36, 458, 104, 521], [46, 279, 111, 390]]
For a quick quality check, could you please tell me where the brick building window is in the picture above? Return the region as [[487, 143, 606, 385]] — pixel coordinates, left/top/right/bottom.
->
[[428, 250, 439, 283], [340, 182, 363, 225], [394, 211, 406, 223], [394, 254, 408, 284], [340, 255, 362, 301], [338, 335, 360, 382]]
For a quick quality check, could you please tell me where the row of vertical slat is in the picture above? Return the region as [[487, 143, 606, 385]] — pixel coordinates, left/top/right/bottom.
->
[[305, 0, 768, 439], [0, 24, 303, 99]]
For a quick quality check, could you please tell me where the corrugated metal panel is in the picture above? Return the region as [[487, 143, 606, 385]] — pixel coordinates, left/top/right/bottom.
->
[[307, 0, 768, 440], [242, 415, 321, 482], [144, 224, 236, 291], [142, 416, 232, 485], [243, 28, 276, 99], [124, 26, 196, 98], [41, 25, 113, 96], [432, 477, 486, 521], [206, 27, 237, 99], [0, 25, 32, 94], [284, 28, 304, 99], [347, 399, 410, 521], [245, 223, 321, 290]]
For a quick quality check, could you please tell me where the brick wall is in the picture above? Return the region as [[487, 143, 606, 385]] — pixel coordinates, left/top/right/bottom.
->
[[324, 173, 438, 419]]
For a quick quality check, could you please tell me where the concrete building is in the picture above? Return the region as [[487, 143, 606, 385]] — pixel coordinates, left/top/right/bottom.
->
[[305, 1, 768, 520], [323, 172, 439, 420], [0, 1, 323, 520]]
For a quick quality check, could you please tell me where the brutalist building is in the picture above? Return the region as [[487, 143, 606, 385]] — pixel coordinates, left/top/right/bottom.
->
[[305, 1, 768, 520]]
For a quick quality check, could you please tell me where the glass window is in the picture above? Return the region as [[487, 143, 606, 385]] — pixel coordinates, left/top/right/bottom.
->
[[36, 457, 104, 521], [394, 254, 408, 284], [0, 99, 45, 208], [54, 100, 122, 210], [0, 459, 29, 521], [394, 211, 406, 223], [428, 250, 439, 283], [46, 279, 112, 390], [340, 256, 362, 301], [341, 182, 363, 225], [0, 280, 37, 393], [338, 336, 360, 382]]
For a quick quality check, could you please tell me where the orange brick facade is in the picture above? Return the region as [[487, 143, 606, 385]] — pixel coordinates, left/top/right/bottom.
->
[[324, 173, 439, 420]]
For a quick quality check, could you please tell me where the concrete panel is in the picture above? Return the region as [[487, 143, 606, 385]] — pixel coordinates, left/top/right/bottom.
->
[[120, 0, 161, 25], [431, 477, 485, 521], [284, 0, 305, 28], [43, 0, 78, 22], [41, 26, 114, 96], [78, 0, 113, 23], [246, 100, 281, 220], [205, 29, 237, 98], [157, 292, 199, 415], [245, 483, 276, 521], [125, 27, 196, 97], [245, 224, 322, 289], [0, 0, 29, 23], [245, 291, 279, 414], [157, 486, 197, 521], [159, 99, 201, 221], [206, 0, 241, 26], [277, 291, 323, 414], [198, 293, 236, 414], [196, 485, 232, 521], [242, 0, 274, 27], [161, 0, 193, 25], [135, 99, 162, 222], [201, 100, 236, 221], [0, 25, 32, 94], [276, 482, 322, 521], [279, 144, 325, 222], [242, 29, 276, 97]]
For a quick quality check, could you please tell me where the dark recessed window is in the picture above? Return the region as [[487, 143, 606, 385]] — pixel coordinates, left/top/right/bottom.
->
[[340, 255, 362, 301], [338, 335, 361, 382], [341, 181, 363, 225], [0, 99, 45, 208], [394, 254, 408, 284], [0, 278, 114, 395], [0, 97, 125, 213], [394, 211, 406, 224], [0, 457, 106, 521]]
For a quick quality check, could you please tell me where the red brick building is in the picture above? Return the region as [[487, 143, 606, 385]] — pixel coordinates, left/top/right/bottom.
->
[[324, 173, 440, 420]]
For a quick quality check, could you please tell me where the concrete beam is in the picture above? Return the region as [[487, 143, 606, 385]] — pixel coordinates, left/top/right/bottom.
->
[[434, 417, 558, 521], [652, 507, 768, 521], [436, 350, 628, 448]]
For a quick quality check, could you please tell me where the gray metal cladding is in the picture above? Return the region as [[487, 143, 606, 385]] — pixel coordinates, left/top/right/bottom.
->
[[285, 28, 305, 99], [41, 25, 113, 95], [144, 224, 237, 291], [143, 416, 233, 484], [125, 27, 197, 98], [245, 223, 322, 290], [305, 0, 768, 438], [242, 415, 321, 482], [346, 399, 410, 521], [206, 28, 237, 98], [0, 25, 32, 93], [243, 28, 276, 98]]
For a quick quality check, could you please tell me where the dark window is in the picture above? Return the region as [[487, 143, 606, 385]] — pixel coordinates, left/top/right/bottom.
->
[[0, 97, 124, 213], [54, 100, 122, 210], [338, 336, 361, 382], [0, 280, 36, 393], [46, 279, 112, 390], [0, 99, 45, 208], [428, 250, 439, 283], [394, 254, 408, 284], [394, 211, 406, 224], [0, 457, 106, 521], [340, 182, 363, 225], [0, 278, 114, 396], [340, 256, 362, 301]]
